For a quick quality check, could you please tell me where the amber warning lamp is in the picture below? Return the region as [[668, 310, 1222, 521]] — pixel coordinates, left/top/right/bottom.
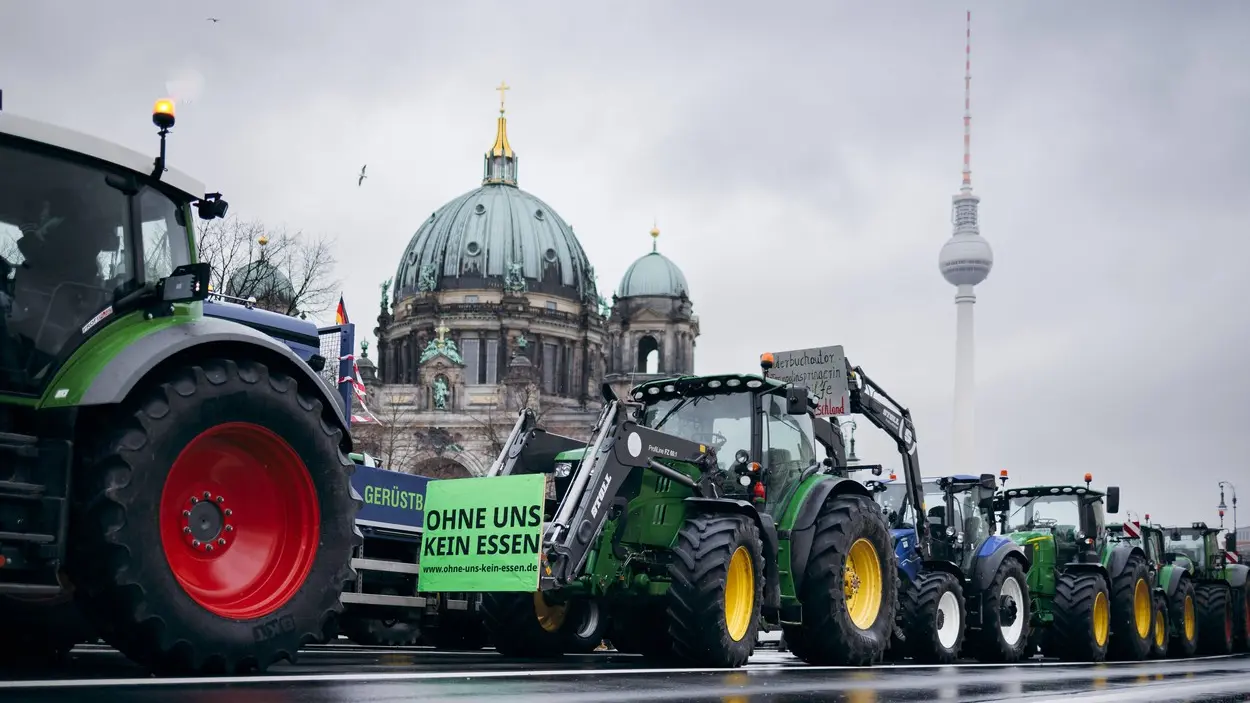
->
[[999, 468, 1009, 486], [1084, 472, 1093, 488], [151, 98, 176, 179], [760, 352, 775, 377]]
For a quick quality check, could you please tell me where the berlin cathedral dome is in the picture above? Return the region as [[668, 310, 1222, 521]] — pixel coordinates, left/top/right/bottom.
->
[[363, 86, 700, 478]]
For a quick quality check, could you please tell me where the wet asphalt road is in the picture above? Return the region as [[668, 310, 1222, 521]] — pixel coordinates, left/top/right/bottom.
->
[[1, 643, 1248, 702]]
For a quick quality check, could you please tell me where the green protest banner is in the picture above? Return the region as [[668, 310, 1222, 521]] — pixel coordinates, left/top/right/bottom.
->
[[417, 473, 546, 592]]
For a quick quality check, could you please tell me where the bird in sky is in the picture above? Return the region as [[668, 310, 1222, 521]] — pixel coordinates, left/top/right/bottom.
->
[[358, 165, 368, 186], [207, 17, 220, 22]]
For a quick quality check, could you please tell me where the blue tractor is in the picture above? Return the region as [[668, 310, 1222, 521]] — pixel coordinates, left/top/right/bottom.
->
[[871, 472, 1032, 663]]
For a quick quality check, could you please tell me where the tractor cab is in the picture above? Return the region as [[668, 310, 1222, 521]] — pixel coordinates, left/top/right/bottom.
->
[[0, 100, 224, 400], [630, 371, 816, 515], [924, 474, 998, 569], [1164, 524, 1223, 573], [997, 478, 1120, 566]]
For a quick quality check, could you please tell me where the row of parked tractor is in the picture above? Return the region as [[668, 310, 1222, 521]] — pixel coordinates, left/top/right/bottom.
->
[[0, 101, 1245, 678]]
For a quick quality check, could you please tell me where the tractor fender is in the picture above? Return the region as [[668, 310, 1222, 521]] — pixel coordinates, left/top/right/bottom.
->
[[1106, 543, 1147, 580], [683, 497, 781, 611], [78, 316, 351, 445], [1062, 561, 1110, 585], [787, 477, 872, 594], [921, 559, 964, 581], [1225, 563, 1249, 589], [1161, 565, 1189, 598], [968, 536, 1030, 596]]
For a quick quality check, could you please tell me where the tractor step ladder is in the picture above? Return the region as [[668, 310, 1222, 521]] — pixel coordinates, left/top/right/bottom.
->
[[0, 432, 72, 595]]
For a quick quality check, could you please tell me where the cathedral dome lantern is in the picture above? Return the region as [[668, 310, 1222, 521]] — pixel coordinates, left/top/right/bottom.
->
[[224, 235, 296, 314]]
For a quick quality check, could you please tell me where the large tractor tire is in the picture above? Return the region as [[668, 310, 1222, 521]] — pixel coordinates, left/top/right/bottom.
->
[[667, 513, 764, 668], [339, 614, 422, 647], [967, 557, 1030, 663], [1232, 585, 1250, 653], [1108, 554, 1153, 661], [1168, 576, 1199, 657], [1049, 570, 1111, 662], [1194, 582, 1233, 655], [1149, 592, 1169, 658], [784, 494, 897, 666], [67, 358, 360, 675], [480, 591, 600, 657], [0, 591, 95, 668], [900, 570, 964, 664]]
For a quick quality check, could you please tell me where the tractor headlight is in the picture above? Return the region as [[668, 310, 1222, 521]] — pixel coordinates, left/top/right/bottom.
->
[[956, 532, 965, 545], [738, 474, 752, 487], [554, 462, 573, 478], [946, 526, 956, 537]]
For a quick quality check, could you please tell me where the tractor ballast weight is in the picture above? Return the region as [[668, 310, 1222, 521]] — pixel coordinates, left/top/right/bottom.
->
[[0, 103, 360, 675], [475, 352, 903, 668]]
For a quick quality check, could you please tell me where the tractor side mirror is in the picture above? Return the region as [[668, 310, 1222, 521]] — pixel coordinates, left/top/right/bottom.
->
[[979, 473, 997, 491], [1105, 486, 1120, 514], [785, 386, 808, 415], [1227, 533, 1238, 555], [159, 262, 211, 303]]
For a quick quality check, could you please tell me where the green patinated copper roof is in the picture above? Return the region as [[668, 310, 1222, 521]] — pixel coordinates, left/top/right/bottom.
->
[[618, 251, 689, 298]]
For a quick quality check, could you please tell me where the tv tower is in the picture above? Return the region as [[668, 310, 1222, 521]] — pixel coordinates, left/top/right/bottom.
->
[[939, 10, 993, 474]]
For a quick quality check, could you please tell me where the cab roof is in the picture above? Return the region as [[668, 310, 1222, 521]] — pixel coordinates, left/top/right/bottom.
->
[[1001, 484, 1106, 499], [628, 373, 786, 402], [0, 111, 205, 202]]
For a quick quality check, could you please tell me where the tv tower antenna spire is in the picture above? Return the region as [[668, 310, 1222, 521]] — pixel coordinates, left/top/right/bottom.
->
[[962, 9, 973, 192]]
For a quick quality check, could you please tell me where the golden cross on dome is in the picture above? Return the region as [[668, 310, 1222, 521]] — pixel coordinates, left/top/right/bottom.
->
[[496, 81, 510, 114], [435, 322, 450, 341]]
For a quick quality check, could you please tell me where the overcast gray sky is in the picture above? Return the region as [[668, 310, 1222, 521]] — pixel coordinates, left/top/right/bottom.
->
[[3, 1, 1248, 529]]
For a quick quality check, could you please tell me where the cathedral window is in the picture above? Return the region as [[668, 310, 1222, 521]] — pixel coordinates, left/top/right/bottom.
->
[[542, 342, 558, 394], [485, 338, 499, 384], [546, 301, 557, 311], [462, 337, 481, 385], [636, 335, 660, 374]]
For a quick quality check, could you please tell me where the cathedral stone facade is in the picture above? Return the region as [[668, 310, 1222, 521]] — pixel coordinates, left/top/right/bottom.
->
[[356, 92, 700, 478]]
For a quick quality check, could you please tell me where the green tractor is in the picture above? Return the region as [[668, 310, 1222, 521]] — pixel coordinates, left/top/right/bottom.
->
[[1107, 517, 1200, 658], [463, 352, 919, 667], [0, 99, 360, 673], [1160, 522, 1249, 654], [996, 476, 1158, 662]]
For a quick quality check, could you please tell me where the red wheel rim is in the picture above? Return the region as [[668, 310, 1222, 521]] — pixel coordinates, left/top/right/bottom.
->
[[159, 422, 320, 619]]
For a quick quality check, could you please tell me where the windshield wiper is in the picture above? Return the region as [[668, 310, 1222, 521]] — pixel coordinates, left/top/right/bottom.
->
[[651, 395, 701, 430]]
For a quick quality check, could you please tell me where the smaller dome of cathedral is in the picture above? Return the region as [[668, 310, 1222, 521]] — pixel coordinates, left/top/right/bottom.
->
[[617, 226, 690, 299], [225, 258, 296, 307]]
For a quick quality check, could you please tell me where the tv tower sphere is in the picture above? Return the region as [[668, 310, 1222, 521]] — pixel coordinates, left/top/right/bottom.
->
[[939, 217, 993, 286]]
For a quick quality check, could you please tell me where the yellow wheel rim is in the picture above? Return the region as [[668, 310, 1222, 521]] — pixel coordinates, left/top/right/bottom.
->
[[1184, 595, 1196, 641], [844, 538, 883, 630], [1133, 579, 1151, 639], [1154, 606, 1166, 648], [724, 546, 754, 642], [533, 592, 566, 633], [1093, 590, 1110, 647]]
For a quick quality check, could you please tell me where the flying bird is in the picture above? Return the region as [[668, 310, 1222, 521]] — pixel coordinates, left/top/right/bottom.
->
[[207, 17, 220, 22], [358, 165, 367, 186]]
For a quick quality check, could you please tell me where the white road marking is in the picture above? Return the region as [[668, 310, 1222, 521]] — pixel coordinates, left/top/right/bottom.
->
[[1, 654, 1244, 690]]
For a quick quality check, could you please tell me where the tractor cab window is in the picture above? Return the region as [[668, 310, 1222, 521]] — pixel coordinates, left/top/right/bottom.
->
[[761, 393, 816, 514], [878, 481, 913, 528], [0, 141, 192, 396], [1164, 531, 1206, 567], [641, 391, 752, 473], [1145, 530, 1165, 565]]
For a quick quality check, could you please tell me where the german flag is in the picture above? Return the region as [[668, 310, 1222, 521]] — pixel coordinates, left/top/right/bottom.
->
[[335, 295, 349, 325]]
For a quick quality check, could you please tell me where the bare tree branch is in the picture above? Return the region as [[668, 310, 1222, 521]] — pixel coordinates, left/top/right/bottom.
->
[[196, 215, 341, 317], [464, 385, 549, 457]]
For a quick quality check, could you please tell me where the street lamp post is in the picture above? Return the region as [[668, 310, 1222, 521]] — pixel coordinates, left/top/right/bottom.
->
[[1218, 481, 1237, 533], [840, 418, 859, 464]]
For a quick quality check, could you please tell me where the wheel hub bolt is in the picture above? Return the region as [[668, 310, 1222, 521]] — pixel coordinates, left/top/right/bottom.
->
[[192, 539, 201, 547], [218, 538, 226, 546], [203, 491, 211, 499]]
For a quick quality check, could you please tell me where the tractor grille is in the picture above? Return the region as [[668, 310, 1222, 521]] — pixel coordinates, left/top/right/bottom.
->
[[318, 329, 344, 387]]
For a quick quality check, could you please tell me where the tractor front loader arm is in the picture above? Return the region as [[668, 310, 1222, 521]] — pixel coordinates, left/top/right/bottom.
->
[[541, 401, 717, 587], [847, 362, 929, 551]]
